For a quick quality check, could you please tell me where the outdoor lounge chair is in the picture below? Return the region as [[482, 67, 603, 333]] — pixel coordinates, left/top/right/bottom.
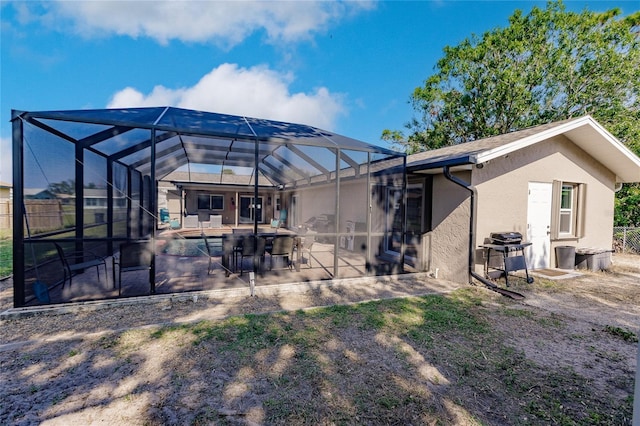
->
[[54, 243, 107, 288], [270, 209, 287, 229], [112, 241, 154, 296]]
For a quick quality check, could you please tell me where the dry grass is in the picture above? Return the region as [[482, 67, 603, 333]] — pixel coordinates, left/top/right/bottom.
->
[[0, 254, 638, 425]]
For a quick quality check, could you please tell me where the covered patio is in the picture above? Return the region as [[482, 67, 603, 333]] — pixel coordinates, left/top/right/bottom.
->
[[11, 107, 407, 307]]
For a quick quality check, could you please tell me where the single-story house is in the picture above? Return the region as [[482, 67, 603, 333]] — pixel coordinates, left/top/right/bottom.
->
[[160, 170, 283, 228], [10, 107, 640, 307], [406, 115, 640, 283], [0, 181, 11, 202]]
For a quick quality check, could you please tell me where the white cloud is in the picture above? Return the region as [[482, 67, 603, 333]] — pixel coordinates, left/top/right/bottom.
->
[[108, 63, 346, 130], [43, 0, 374, 46], [0, 137, 12, 184]]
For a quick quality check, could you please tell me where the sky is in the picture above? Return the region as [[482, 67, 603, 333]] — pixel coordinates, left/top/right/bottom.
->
[[1, 0, 637, 185]]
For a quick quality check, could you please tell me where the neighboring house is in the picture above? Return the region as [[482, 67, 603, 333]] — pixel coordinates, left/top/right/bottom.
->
[[0, 181, 11, 202], [406, 115, 640, 284], [0, 181, 11, 229]]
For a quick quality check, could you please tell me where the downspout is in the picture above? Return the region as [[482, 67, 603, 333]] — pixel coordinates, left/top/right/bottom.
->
[[442, 166, 490, 286]]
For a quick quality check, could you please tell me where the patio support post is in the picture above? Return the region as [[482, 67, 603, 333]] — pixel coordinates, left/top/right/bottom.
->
[[106, 158, 113, 254], [126, 168, 132, 239], [334, 148, 340, 278], [150, 129, 157, 294], [253, 137, 259, 235], [75, 137, 84, 254], [400, 155, 407, 273], [366, 153, 372, 275], [12, 110, 25, 307]]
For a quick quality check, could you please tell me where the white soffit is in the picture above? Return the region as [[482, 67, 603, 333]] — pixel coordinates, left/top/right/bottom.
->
[[475, 116, 640, 183]]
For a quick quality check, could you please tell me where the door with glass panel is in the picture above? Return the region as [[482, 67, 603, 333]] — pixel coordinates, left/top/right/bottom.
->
[[385, 185, 422, 261], [239, 196, 263, 224]]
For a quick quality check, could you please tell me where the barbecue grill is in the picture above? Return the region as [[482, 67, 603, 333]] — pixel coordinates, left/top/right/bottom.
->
[[490, 232, 523, 245], [481, 232, 534, 286]]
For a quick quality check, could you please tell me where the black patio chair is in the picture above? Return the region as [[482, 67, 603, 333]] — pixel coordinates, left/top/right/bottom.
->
[[54, 243, 107, 288], [237, 235, 266, 276], [202, 235, 218, 275], [267, 235, 294, 270], [112, 241, 154, 296]]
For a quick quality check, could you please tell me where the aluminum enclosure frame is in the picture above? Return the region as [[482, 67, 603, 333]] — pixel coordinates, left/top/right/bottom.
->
[[11, 107, 406, 307]]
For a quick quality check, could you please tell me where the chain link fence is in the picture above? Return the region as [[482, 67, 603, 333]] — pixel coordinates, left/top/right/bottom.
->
[[613, 227, 640, 254]]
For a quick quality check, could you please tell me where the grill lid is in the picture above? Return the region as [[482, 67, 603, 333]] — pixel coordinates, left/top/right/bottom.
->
[[490, 232, 523, 244]]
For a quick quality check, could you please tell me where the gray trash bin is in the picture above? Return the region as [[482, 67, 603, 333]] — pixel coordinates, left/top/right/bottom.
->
[[555, 246, 576, 270]]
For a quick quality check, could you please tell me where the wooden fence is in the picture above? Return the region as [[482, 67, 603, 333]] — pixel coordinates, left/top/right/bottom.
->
[[0, 200, 67, 233], [0, 201, 11, 229]]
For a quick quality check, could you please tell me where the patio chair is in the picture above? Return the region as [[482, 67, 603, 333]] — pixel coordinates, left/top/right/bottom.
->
[[54, 243, 107, 288], [202, 235, 218, 275], [298, 230, 316, 268], [267, 235, 294, 270], [270, 209, 287, 229], [112, 241, 154, 296], [237, 235, 266, 276]]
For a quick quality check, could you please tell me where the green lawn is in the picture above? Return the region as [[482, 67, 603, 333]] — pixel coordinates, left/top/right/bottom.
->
[[0, 229, 11, 278]]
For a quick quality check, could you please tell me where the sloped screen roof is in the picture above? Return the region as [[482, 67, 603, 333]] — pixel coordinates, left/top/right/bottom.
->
[[16, 107, 402, 185]]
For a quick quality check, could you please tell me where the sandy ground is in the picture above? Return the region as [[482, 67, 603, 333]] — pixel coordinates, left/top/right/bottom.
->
[[0, 253, 638, 424]]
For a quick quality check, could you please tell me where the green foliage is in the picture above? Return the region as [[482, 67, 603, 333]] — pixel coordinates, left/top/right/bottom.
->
[[614, 183, 640, 226], [47, 179, 75, 195], [387, 0, 640, 223], [604, 325, 638, 342], [0, 236, 12, 278], [392, 1, 640, 152]]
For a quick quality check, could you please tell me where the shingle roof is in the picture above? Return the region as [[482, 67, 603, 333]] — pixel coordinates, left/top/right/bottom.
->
[[407, 118, 575, 169]]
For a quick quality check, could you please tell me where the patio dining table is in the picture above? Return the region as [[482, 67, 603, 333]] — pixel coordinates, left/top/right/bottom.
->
[[221, 233, 301, 276]]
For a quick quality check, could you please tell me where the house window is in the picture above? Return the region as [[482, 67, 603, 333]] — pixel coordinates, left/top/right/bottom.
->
[[559, 184, 575, 235], [552, 181, 584, 239], [197, 194, 224, 210]]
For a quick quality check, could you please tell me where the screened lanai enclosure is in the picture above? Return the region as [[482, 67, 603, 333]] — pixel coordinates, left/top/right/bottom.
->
[[11, 107, 407, 308]]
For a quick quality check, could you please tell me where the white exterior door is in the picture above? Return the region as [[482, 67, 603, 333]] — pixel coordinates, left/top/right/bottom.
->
[[527, 182, 552, 269]]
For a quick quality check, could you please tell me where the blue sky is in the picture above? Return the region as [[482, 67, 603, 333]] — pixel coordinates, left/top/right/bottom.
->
[[1, 0, 636, 184]]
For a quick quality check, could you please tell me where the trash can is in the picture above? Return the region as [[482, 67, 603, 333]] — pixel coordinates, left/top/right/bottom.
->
[[555, 246, 576, 270]]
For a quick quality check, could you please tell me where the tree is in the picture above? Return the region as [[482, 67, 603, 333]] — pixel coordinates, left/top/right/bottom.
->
[[384, 1, 639, 153], [384, 1, 640, 224], [47, 179, 75, 195]]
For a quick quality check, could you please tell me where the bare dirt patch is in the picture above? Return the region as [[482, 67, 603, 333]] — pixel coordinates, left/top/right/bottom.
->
[[0, 254, 638, 425]]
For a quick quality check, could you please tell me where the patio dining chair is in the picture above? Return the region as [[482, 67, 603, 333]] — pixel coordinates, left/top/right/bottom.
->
[[297, 230, 316, 268], [266, 235, 294, 270], [112, 241, 154, 296], [237, 235, 266, 276], [54, 243, 107, 288], [202, 235, 218, 275]]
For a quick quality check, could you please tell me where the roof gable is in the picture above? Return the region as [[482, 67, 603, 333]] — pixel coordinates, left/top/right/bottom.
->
[[407, 116, 640, 182]]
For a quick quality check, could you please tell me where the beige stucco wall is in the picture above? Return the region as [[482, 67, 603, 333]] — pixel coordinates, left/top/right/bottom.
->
[[292, 179, 368, 232], [426, 171, 472, 283], [472, 135, 616, 271]]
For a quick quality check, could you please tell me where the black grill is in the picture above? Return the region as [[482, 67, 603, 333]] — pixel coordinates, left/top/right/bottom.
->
[[490, 232, 523, 245]]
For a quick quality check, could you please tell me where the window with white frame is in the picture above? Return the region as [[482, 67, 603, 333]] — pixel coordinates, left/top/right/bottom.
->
[[559, 184, 575, 235], [552, 181, 584, 239]]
